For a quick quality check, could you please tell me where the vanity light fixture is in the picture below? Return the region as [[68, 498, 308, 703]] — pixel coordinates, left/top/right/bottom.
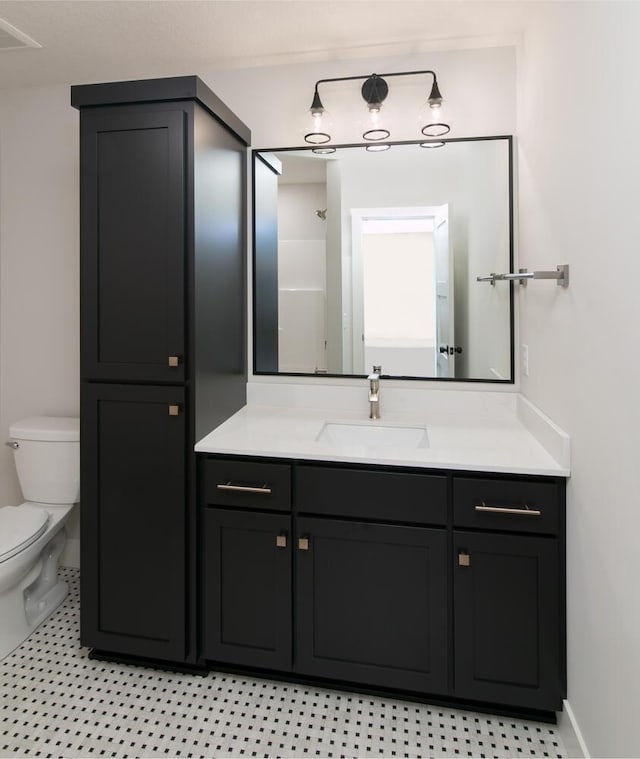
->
[[304, 68, 450, 146]]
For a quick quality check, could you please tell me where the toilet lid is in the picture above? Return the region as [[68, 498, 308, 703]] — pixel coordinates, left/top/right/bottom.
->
[[0, 505, 49, 563]]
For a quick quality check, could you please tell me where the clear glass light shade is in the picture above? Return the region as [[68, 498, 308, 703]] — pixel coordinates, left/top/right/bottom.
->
[[360, 107, 391, 142], [303, 108, 334, 145], [417, 101, 450, 138]]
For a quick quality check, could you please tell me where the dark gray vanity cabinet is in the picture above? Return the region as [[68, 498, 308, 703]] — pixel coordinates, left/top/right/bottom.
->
[[201, 458, 449, 693], [452, 477, 565, 711], [201, 459, 292, 670], [253, 153, 281, 373], [200, 455, 566, 717], [73, 76, 250, 666], [294, 465, 449, 694]]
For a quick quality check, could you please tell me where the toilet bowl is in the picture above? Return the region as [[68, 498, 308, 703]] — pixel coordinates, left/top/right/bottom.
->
[[0, 416, 79, 661]]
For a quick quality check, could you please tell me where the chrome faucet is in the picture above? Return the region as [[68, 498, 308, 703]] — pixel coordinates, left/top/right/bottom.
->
[[368, 365, 382, 419]]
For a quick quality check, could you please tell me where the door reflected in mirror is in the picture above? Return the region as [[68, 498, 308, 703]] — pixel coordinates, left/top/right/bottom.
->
[[253, 137, 514, 382]]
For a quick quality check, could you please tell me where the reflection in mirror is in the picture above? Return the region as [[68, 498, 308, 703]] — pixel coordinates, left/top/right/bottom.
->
[[253, 137, 513, 382]]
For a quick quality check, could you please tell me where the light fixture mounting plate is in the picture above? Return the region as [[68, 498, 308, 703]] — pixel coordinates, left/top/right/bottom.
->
[[361, 75, 389, 108]]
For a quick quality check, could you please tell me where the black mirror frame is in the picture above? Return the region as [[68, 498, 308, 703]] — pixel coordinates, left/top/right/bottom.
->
[[252, 135, 515, 384]]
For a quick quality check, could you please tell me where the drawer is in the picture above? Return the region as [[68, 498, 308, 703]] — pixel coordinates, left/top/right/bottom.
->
[[453, 477, 560, 535], [296, 465, 447, 526], [203, 458, 291, 511]]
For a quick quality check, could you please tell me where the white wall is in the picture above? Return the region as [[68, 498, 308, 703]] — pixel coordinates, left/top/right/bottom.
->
[[0, 85, 80, 562], [205, 46, 516, 148], [517, 3, 640, 756]]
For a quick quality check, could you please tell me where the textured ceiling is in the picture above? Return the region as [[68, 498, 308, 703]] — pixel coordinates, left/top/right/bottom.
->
[[0, 0, 534, 90]]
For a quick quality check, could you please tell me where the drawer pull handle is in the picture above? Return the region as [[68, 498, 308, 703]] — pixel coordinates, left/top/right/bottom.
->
[[474, 503, 541, 517], [216, 482, 272, 495], [276, 533, 287, 549], [298, 536, 310, 551]]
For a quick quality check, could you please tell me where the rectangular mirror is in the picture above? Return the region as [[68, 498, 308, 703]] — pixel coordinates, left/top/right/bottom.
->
[[253, 136, 514, 382]]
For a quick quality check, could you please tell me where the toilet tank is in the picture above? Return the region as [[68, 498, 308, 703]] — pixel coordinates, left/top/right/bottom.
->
[[9, 417, 80, 505]]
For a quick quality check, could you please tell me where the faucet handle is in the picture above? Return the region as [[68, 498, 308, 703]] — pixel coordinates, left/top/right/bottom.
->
[[372, 365, 382, 375]]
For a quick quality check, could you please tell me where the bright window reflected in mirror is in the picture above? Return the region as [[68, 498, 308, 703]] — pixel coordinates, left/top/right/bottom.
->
[[253, 137, 514, 383], [355, 210, 439, 378]]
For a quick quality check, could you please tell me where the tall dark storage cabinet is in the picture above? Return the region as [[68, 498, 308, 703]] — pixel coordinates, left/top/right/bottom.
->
[[72, 77, 251, 666]]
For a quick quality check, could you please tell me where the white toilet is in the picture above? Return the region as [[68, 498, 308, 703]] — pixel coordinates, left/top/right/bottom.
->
[[0, 416, 79, 660]]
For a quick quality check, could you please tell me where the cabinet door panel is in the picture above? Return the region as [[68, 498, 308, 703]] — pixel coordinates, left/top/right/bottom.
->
[[80, 108, 185, 382], [296, 517, 447, 694], [81, 383, 186, 661], [203, 509, 292, 670], [454, 530, 561, 710]]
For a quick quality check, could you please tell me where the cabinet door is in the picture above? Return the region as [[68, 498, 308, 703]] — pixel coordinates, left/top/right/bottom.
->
[[295, 517, 448, 694], [80, 107, 186, 382], [202, 509, 292, 670], [81, 383, 187, 662], [454, 530, 561, 711]]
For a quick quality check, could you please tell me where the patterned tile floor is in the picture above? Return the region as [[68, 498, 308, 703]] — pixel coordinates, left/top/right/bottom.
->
[[0, 568, 567, 758]]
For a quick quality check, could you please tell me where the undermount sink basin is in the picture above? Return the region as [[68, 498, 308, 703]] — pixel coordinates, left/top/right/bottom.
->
[[316, 421, 429, 449]]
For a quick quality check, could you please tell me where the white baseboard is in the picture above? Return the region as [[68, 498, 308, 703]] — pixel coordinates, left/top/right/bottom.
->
[[559, 699, 590, 758], [60, 537, 80, 569]]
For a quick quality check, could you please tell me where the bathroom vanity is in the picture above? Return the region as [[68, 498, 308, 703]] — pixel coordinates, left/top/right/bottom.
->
[[71, 75, 568, 721], [195, 393, 569, 719]]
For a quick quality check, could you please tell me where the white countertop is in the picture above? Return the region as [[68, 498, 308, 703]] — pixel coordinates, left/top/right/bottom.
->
[[195, 386, 570, 477]]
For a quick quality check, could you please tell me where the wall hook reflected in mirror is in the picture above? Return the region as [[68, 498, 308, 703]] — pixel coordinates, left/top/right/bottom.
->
[[316, 209, 327, 220]]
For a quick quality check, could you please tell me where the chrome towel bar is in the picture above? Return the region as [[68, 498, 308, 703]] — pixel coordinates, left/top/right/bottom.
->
[[477, 264, 569, 288]]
